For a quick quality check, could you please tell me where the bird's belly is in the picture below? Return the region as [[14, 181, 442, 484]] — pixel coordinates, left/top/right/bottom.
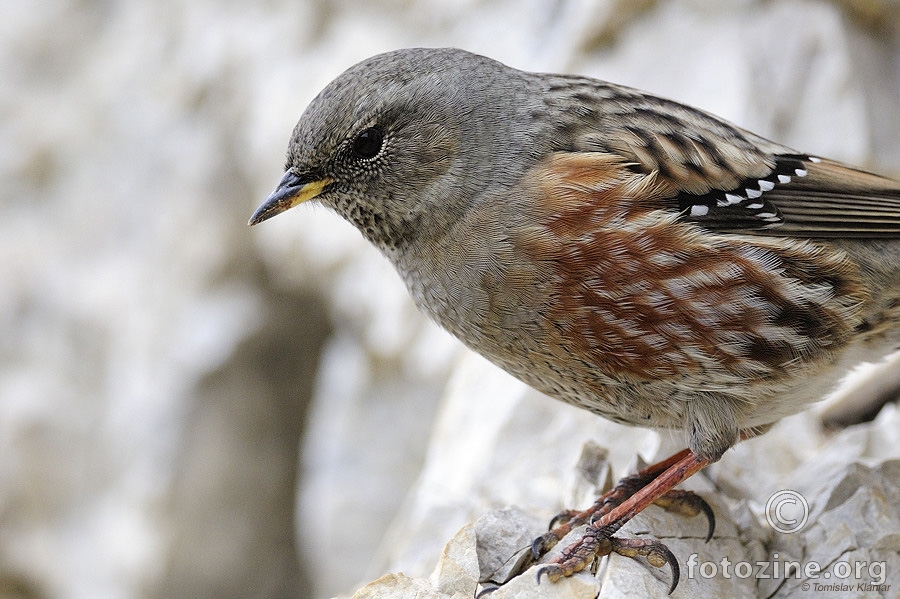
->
[[395, 224, 898, 455]]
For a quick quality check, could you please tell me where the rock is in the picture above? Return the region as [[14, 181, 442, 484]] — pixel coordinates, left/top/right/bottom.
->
[[350, 573, 458, 599], [430, 523, 480, 597]]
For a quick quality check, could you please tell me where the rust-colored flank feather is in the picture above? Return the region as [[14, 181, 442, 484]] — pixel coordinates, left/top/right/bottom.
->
[[519, 152, 868, 384]]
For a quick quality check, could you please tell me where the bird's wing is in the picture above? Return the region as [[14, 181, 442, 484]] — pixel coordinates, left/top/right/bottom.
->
[[671, 155, 900, 238], [559, 79, 900, 238]]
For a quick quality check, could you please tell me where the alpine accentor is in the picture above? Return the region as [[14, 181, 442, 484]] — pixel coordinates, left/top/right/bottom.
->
[[250, 48, 900, 591]]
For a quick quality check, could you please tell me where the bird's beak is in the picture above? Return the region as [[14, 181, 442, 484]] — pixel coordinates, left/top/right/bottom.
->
[[248, 171, 332, 225]]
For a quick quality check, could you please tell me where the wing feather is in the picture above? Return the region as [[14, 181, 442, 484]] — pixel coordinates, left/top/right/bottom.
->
[[675, 155, 900, 238], [546, 76, 900, 238]]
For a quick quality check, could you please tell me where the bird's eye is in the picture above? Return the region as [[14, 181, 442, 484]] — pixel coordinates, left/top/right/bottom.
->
[[351, 127, 384, 159]]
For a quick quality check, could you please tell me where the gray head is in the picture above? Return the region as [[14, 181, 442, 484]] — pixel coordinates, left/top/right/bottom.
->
[[249, 48, 543, 252]]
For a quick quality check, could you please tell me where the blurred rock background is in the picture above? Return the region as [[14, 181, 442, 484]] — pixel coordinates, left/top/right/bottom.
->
[[1, 1, 899, 598]]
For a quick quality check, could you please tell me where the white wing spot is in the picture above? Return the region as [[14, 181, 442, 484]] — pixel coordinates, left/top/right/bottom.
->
[[757, 212, 778, 219], [808, 156, 822, 163], [778, 174, 792, 184], [690, 204, 710, 217], [758, 180, 775, 191], [725, 193, 743, 205], [795, 168, 808, 177], [745, 203, 764, 209], [745, 188, 763, 199]]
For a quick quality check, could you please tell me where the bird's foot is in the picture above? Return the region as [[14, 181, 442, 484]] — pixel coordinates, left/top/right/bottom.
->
[[510, 448, 712, 594], [536, 526, 681, 593]]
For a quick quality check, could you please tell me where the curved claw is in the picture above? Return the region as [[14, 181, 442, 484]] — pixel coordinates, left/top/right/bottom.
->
[[660, 543, 680, 595], [531, 531, 560, 560], [699, 497, 716, 542], [610, 537, 680, 594], [548, 509, 579, 529], [653, 489, 716, 542], [531, 536, 544, 560], [534, 564, 556, 585]]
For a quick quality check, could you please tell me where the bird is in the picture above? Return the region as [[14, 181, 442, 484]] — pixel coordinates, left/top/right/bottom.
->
[[249, 47, 900, 593]]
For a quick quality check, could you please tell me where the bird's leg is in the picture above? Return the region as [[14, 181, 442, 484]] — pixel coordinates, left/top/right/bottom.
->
[[531, 448, 712, 557], [537, 450, 715, 593], [533, 449, 710, 593]]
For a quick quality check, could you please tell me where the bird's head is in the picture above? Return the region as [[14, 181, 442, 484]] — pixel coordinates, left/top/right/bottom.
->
[[249, 48, 540, 253]]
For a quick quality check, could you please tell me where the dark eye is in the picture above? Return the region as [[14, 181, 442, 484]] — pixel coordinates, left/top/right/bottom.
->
[[351, 127, 384, 159]]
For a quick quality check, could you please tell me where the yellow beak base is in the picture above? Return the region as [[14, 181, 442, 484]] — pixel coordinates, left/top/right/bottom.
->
[[249, 172, 331, 225]]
